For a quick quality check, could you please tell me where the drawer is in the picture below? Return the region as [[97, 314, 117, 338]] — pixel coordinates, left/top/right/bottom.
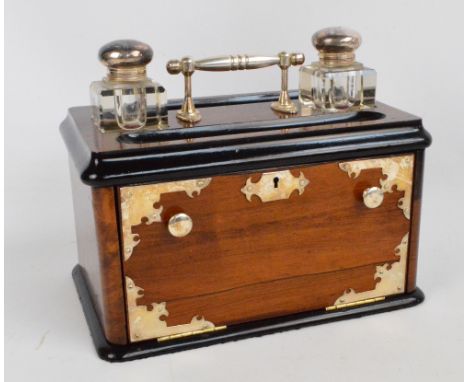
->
[[119, 154, 414, 342]]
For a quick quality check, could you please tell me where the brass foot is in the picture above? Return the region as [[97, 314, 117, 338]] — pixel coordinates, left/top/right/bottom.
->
[[176, 109, 201, 123], [270, 100, 297, 114]]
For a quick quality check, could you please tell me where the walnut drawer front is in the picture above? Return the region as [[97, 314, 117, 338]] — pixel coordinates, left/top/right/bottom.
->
[[118, 154, 414, 342]]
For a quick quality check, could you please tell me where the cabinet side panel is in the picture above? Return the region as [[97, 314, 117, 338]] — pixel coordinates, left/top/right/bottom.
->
[[406, 150, 425, 292], [70, 163, 127, 344]]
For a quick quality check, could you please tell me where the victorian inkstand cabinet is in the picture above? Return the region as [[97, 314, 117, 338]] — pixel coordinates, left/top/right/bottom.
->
[[61, 28, 431, 362]]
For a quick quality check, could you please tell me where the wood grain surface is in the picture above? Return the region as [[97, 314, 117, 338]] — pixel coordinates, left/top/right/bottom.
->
[[70, 164, 127, 344], [122, 160, 411, 328]]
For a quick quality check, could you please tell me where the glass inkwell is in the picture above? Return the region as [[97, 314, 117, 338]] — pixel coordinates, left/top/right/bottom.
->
[[299, 27, 376, 111], [90, 40, 167, 131]]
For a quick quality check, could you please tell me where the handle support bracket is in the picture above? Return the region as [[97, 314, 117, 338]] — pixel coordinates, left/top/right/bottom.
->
[[166, 52, 305, 123]]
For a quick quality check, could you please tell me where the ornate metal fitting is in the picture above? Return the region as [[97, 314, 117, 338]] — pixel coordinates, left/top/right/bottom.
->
[[120, 178, 211, 261], [120, 178, 225, 342], [333, 233, 409, 306], [126, 277, 219, 342], [166, 52, 304, 123], [241, 170, 309, 203], [339, 155, 414, 219], [332, 155, 415, 307]]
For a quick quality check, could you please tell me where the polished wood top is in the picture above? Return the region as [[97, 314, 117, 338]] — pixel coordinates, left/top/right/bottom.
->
[[60, 91, 429, 186]]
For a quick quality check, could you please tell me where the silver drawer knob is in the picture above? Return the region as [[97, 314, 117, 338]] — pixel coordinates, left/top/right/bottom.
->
[[168, 213, 193, 237], [362, 187, 384, 208]]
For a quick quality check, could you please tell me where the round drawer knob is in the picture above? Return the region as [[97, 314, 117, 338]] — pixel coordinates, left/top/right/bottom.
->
[[168, 213, 193, 237], [362, 187, 384, 209]]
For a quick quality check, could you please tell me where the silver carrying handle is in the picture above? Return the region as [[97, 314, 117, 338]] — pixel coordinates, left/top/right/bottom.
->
[[166, 52, 305, 123]]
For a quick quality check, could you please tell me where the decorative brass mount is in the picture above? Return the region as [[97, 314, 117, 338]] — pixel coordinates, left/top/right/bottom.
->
[[120, 178, 211, 261], [119, 178, 223, 342], [241, 170, 310, 202], [339, 155, 414, 219], [330, 155, 415, 307], [332, 233, 409, 306], [166, 52, 305, 123], [126, 277, 224, 342]]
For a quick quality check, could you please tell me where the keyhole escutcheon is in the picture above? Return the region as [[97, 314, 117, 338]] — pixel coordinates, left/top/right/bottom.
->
[[273, 177, 280, 188]]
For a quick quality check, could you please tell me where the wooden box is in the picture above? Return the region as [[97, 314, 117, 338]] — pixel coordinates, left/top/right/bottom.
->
[[61, 92, 431, 361]]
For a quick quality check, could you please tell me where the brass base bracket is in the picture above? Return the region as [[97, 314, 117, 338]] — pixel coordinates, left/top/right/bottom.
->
[[270, 52, 304, 114], [176, 108, 201, 124], [271, 99, 297, 114], [167, 58, 202, 124]]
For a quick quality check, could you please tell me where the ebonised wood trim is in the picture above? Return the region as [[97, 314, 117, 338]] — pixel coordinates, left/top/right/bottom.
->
[[60, 91, 431, 187], [72, 265, 424, 362]]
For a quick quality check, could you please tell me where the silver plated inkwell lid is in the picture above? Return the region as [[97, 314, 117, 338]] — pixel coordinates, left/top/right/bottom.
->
[[98, 39, 153, 81], [312, 27, 362, 67]]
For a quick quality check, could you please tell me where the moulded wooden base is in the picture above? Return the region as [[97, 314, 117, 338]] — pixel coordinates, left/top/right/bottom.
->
[[72, 265, 425, 362]]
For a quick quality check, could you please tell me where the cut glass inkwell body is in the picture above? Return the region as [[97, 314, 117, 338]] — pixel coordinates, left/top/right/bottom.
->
[[299, 27, 377, 111], [90, 40, 167, 131]]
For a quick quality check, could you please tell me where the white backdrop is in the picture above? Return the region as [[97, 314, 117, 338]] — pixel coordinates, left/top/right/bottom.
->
[[5, 0, 463, 381]]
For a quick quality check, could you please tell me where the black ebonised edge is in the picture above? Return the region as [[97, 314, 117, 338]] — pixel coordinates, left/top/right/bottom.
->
[[60, 90, 432, 188], [62, 124, 431, 188], [72, 265, 425, 363]]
